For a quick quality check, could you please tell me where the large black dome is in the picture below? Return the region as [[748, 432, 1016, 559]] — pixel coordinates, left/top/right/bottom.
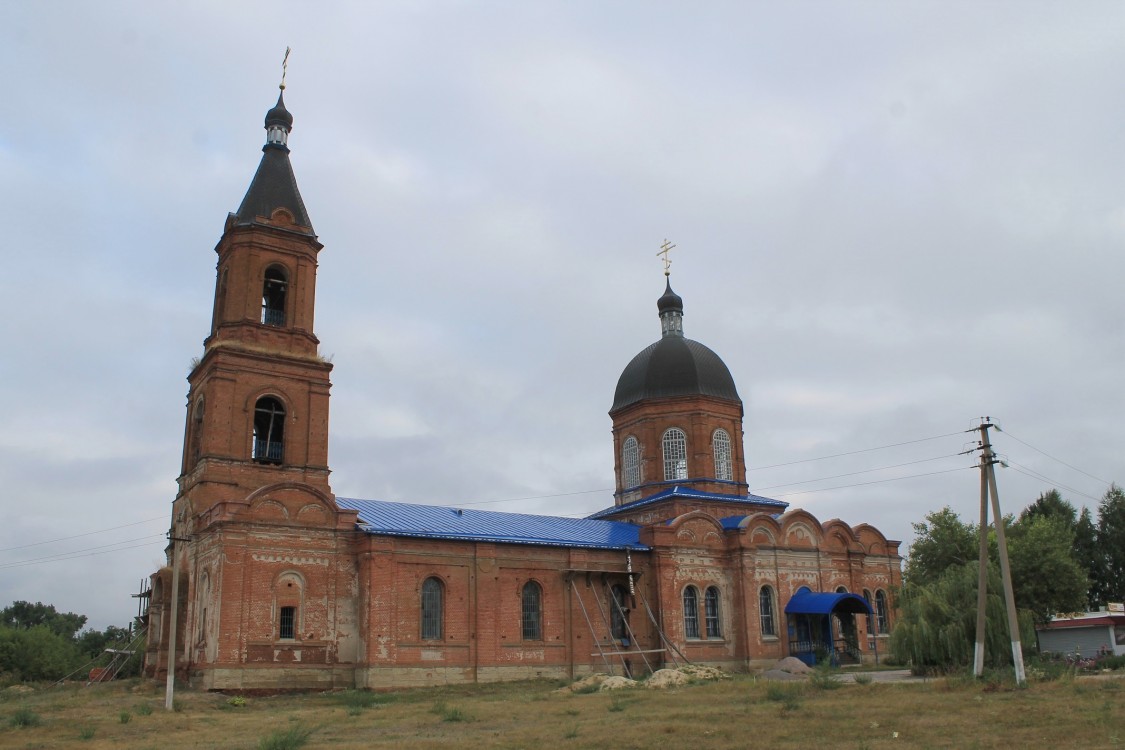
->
[[611, 336, 740, 413]]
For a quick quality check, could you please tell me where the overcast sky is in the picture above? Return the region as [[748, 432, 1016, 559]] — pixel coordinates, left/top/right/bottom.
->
[[2, 2, 1123, 630]]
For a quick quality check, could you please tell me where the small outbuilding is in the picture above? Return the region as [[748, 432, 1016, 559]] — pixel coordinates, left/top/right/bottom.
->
[[1036, 605, 1125, 658]]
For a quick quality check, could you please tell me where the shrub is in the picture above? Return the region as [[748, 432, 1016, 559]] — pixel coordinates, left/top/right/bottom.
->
[[336, 690, 389, 709], [764, 682, 802, 710], [442, 706, 470, 723], [9, 706, 41, 727], [134, 702, 153, 716], [79, 726, 95, 739], [258, 724, 313, 750], [227, 695, 247, 708], [119, 710, 131, 724], [809, 667, 843, 690], [853, 673, 874, 686], [1099, 654, 1125, 671]]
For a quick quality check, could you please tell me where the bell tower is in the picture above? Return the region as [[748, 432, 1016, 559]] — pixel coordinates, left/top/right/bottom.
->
[[175, 86, 333, 518]]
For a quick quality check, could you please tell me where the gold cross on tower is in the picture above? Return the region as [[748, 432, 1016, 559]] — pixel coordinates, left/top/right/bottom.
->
[[657, 239, 676, 277], [280, 47, 291, 91]]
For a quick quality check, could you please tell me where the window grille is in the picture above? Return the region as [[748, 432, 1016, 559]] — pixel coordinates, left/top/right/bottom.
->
[[683, 586, 700, 639], [862, 590, 875, 633], [521, 581, 542, 640], [759, 586, 776, 636], [252, 397, 285, 464], [421, 577, 443, 640], [713, 429, 732, 481], [662, 428, 688, 481], [261, 266, 288, 326], [279, 606, 295, 639], [875, 590, 889, 634], [622, 436, 640, 488], [704, 587, 722, 638]]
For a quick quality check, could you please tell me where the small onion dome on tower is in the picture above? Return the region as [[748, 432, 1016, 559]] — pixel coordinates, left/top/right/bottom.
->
[[611, 281, 739, 413], [264, 91, 294, 149]]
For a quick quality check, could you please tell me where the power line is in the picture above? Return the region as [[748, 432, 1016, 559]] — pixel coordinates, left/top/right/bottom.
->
[[754, 453, 962, 492], [1004, 461, 1101, 503], [997, 428, 1111, 486], [0, 541, 165, 570], [453, 488, 614, 508], [747, 431, 964, 471], [0, 516, 169, 553], [0, 534, 166, 570], [770, 466, 974, 499]]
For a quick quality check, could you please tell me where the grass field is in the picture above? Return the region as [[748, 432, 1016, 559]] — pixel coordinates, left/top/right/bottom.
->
[[1, 670, 1122, 749]]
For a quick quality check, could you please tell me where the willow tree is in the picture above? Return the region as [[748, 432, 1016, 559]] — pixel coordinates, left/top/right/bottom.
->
[[890, 561, 1034, 672]]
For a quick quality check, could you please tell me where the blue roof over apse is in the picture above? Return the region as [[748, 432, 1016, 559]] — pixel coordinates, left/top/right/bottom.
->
[[784, 589, 873, 616], [336, 498, 648, 551], [720, 516, 747, 530], [587, 485, 788, 520]]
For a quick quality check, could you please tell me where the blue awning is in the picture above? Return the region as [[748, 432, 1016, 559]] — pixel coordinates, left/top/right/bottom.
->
[[785, 590, 873, 616]]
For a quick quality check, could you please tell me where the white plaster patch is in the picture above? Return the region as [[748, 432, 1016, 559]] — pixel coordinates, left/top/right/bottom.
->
[[251, 553, 329, 566]]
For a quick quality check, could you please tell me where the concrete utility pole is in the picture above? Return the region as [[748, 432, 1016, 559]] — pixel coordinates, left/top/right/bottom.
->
[[973, 446, 990, 677], [972, 419, 1026, 685], [164, 521, 190, 711]]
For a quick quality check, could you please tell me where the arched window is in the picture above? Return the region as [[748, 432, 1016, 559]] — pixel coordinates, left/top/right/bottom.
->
[[875, 590, 889, 635], [662, 428, 688, 481], [609, 584, 629, 640], [836, 585, 848, 593], [521, 581, 542, 641], [261, 266, 288, 326], [421, 577, 443, 640], [196, 570, 211, 645], [275, 571, 303, 641], [862, 589, 875, 634], [759, 586, 776, 637], [683, 586, 700, 639], [704, 586, 722, 638], [622, 436, 640, 489], [252, 397, 285, 464], [214, 267, 228, 325], [188, 397, 205, 466], [712, 429, 732, 481]]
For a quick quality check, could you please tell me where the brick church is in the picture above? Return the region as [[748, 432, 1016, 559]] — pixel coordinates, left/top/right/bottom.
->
[[143, 85, 902, 690]]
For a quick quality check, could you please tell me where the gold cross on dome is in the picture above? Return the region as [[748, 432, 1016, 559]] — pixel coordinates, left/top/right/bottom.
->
[[657, 239, 676, 277], [280, 47, 291, 90]]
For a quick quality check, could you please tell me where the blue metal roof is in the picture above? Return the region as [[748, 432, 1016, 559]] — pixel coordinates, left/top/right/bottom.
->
[[337, 497, 648, 551], [784, 589, 873, 616], [587, 486, 788, 520], [719, 516, 747, 530]]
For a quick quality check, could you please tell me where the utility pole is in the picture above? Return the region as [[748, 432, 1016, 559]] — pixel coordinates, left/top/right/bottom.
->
[[972, 418, 1026, 684], [973, 441, 990, 676], [164, 522, 191, 711]]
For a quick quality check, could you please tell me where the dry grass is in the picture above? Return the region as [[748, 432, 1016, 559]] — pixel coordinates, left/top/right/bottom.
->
[[0, 672, 1121, 749]]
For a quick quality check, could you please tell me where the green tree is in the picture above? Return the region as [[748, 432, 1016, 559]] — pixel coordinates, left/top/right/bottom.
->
[[1018, 489, 1077, 527], [904, 507, 978, 586], [0, 601, 86, 639], [0, 624, 84, 682], [1074, 507, 1101, 609], [1096, 484, 1125, 604], [1006, 515, 1087, 622]]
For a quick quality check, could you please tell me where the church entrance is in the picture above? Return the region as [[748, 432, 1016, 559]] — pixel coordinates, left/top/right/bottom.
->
[[784, 587, 873, 666]]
